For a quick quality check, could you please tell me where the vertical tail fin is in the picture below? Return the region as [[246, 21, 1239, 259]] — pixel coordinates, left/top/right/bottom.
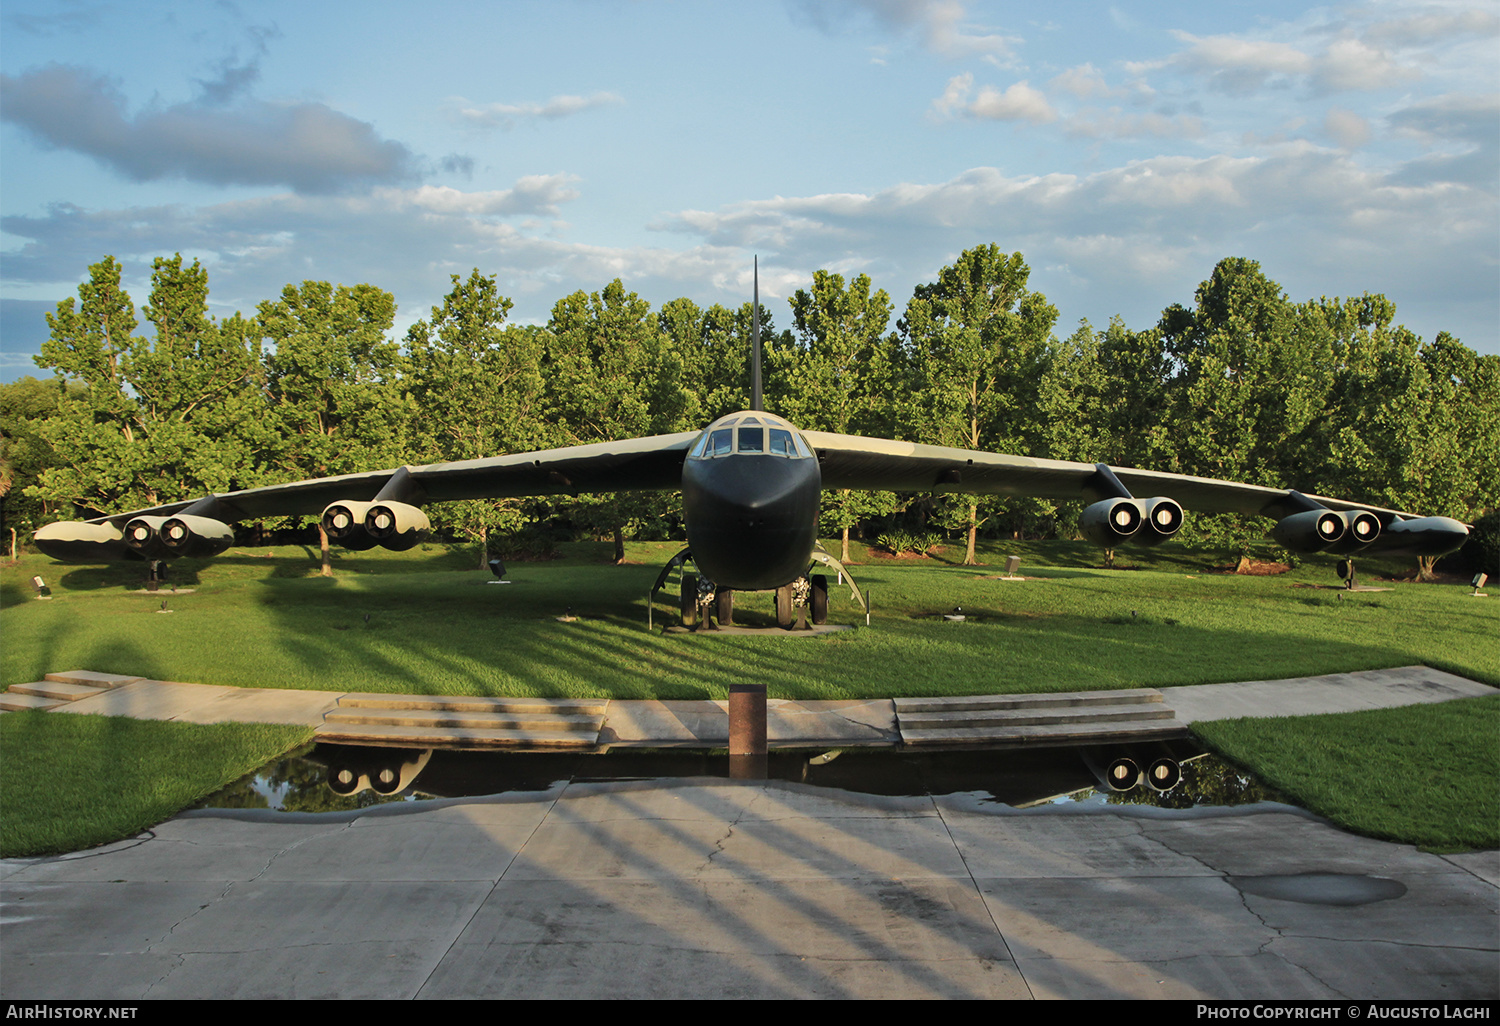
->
[[751, 256, 763, 412]]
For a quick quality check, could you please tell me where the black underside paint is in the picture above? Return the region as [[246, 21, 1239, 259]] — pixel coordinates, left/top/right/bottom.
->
[[681, 453, 822, 590]]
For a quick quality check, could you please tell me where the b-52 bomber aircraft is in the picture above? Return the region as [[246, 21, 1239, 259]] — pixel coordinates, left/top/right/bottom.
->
[[34, 277, 1470, 625]]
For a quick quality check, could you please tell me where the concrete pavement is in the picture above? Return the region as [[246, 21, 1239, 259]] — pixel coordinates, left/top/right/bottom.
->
[[7, 663, 1494, 745], [2, 781, 1495, 999], [1, 665, 1495, 999]]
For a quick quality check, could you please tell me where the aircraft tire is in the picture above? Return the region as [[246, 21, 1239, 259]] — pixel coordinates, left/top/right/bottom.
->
[[775, 584, 795, 629], [681, 573, 698, 628], [810, 574, 828, 624], [717, 587, 734, 626]]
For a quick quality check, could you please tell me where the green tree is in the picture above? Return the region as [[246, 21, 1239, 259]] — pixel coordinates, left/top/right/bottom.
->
[[901, 246, 1059, 563], [258, 280, 406, 574], [30, 255, 266, 517], [1305, 303, 1498, 577], [662, 297, 788, 422], [406, 270, 549, 566], [1155, 258, 1336, 556], [543, 279, 693, 561], [0, 376, 71, 549], [773, 270, 900, 560]]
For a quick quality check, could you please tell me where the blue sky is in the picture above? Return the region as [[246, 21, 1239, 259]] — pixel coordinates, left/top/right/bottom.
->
[[3, 0, 1496, 382]]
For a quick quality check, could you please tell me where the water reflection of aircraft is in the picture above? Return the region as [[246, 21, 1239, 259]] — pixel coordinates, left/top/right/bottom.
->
[[303, 743, 1197, 804], [34, 270, 1469, 622]]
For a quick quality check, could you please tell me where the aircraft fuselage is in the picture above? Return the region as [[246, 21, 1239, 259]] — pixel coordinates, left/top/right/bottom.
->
[[680, 411, 822, 590]]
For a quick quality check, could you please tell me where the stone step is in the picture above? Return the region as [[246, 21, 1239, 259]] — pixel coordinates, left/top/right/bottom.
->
[[10, 680, 110, 703], [324, 708, 604, 732], [315, 721, 603, 750], [0, 691, 69, 712], [42, 670, 143, 690], [338, 694, 607, 716], [899, 718, 1189, 746], [893, 688, 1164, 714], [898, 705, 1176, 731]]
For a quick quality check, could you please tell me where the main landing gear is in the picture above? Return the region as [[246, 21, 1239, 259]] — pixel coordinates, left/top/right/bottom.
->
[[649, 548, 858, 631]]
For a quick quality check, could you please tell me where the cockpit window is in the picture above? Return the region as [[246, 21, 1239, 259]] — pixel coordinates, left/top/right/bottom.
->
[[688, 416, 810, 459]]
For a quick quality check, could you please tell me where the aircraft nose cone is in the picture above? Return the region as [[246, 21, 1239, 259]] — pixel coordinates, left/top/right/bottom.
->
[[682, 455, 821, 590]]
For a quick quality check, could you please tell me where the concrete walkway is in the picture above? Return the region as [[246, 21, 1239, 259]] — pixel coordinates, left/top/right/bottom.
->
[[1, 666, 1495, 1000], [6, 664, 1494, 746]]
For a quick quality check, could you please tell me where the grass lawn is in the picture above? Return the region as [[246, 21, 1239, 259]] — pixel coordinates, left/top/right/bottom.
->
[[1191, 695, 1500, 853], [0, 711, 312, 857], [1, 536, 1495, 855], [4, 538, 1496, 698]]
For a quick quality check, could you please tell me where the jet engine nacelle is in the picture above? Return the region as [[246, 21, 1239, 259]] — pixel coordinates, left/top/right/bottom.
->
[[123, 516, 177, 559], [1323, 510, 1381, 554], [32, 521, 133, 563], [325, 748, 431, 796], [364, 501, 430, 551], [159, 514, 234, 559], [1081, 497, 1184, 547], [320, 501, 379, 550], [1270, 509, 1347, 553]]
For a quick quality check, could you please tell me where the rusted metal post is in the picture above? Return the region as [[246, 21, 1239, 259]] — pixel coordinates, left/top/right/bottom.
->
[[728, 681, 767, 779]]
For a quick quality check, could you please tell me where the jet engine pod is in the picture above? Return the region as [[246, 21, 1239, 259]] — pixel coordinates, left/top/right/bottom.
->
[[363, 501, 430, 551], [1105, 756, 1141, 792], [123, 516, 177, 559], [159, 514, 234, 558], [1136, 497, 1184, 547], [33, 521, 133, 563], [1324, 510, 1381, 554], [1081, 498, 1144, 546], [1146, 757, 1183, 793], [328, 764, 363, 796], [323, 747, 431, 796], [1270, 509, 1346, 553], [320, 500, 379, 550]]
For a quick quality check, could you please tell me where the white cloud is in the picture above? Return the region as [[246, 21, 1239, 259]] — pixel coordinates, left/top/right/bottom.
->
[[1312, 37, 1420, 94], [1168, 32, 1313, 94], [400, 177, 580, 216], [929, 74, 1055, 123], [3, 139, 1494, 369], [1364, 7, 1500, 46], [449, 92, 624, 130], [1324, 108, 1371, 150], [0, 64, 418, 193], [790, 0, 1019, 61], [1064, 110, 1203, 140], [930, 72, 974, 118], [969, 80, 1056, 123], [1049, 63, 1115, 101], [1165, 18, 1437, 98], [648, 146, 1495, 347]]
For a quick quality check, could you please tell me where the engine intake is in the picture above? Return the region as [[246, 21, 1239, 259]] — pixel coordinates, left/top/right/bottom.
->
[[1081, 498, 1143, 546], [159, 515, 234, 559], [123, 516, 176, 560], [321, 501, 379, 550], [1138, 498, 1184, 546], [363, 502, 430, 551], [1325, 510, 1381, 554], [1271, 509, 1346, 553], [1082, 497, 1183, 547]]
